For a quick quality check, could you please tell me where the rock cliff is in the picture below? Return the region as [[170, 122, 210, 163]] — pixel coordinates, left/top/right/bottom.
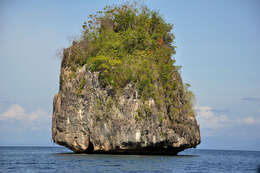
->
[[52, 4, 200, 154], [52, 50, 200, 154]]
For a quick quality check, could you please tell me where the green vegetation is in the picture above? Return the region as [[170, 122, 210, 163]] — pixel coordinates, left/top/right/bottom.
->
[[69, 71, 76, 80], [77, 78, 86, 96], [64, 2, 195, 121]]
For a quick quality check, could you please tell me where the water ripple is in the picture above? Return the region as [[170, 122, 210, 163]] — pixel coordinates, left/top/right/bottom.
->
[[0, 147, 259, 173]]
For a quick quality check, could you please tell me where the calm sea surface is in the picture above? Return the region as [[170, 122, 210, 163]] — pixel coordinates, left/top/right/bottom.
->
[[0, 147, 259, 173]]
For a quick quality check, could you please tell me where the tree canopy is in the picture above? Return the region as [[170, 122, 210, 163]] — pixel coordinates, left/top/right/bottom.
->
[[64, 3, 195, 119]]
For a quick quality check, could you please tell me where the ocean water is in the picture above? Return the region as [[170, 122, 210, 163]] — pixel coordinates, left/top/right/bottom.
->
[[0, 147, 259, 173]]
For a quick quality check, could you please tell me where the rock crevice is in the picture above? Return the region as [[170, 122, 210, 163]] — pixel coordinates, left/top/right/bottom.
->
[[52, 55, 201, 154]]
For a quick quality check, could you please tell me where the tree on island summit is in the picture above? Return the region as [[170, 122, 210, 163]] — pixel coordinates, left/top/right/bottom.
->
[[64, 2, 195, 120]]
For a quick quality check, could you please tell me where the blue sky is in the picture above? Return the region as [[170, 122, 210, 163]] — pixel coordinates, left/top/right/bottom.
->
[[0, 0, 259, 151]]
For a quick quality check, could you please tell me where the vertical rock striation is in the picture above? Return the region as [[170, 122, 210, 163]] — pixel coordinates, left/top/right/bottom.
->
[[52, 48, 200, 154]]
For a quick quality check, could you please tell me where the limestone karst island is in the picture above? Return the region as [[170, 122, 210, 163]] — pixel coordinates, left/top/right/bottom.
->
[[52, 3, 200, 155]]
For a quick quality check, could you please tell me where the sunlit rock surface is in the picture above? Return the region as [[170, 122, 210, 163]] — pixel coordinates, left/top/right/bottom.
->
[[52, 48, 200, 155]]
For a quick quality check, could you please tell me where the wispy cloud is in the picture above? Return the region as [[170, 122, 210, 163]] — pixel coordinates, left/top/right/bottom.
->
[[240, 117, 259, 124], [242, 97, 260, 102], [0, 104, 51, 131], [0, 104, 25, 120], [196, 106, 260, 130], [0, 104, 52, 145], [196, 106, 229, 129], [211, 108, 229, 114]]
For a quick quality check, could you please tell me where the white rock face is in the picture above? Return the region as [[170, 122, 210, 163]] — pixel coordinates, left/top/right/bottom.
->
[[52, 49, 201, 154], [136, 131, 141, 142]]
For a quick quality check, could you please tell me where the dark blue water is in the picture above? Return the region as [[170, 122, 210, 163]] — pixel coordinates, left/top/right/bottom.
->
[[0, 147, 259, 173]]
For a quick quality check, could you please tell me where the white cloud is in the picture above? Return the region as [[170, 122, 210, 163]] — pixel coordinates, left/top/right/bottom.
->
[[240, 117, 260, 125], [196, 106, 260, 130], [0, 104, 51, 131], [0, 104, 25, 120], [242, 117, 254, 124], [0, 104, 52, 145], [196, 106, 230, 129]]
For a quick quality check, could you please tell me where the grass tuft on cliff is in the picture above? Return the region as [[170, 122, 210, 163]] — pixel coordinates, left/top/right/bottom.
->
[[62, 2, 195, 119]]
